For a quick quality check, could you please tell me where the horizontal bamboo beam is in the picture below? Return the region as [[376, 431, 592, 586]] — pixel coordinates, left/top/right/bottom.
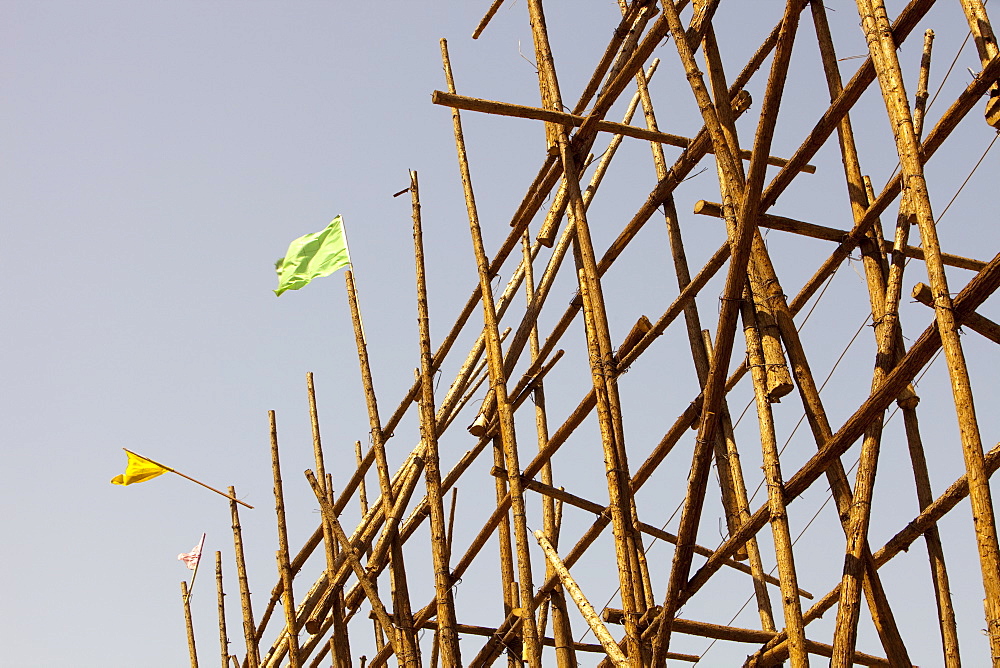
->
[[431, 90, 816, 173], [373, 612, 701, 662], [693, 200, 986, 271], [489, 466, 812, 598], [912, 281, 1000, 344], [601, 609, 893, 666]]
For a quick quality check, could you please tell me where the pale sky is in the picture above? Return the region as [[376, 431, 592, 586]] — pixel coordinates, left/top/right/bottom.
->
[[3, 2, 999, 666]]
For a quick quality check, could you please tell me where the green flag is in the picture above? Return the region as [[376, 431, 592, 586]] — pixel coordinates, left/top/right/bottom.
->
[[274, 216, 351, 296]]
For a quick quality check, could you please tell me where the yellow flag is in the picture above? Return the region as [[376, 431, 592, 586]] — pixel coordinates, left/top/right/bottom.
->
[[111, 450, 172, 485]]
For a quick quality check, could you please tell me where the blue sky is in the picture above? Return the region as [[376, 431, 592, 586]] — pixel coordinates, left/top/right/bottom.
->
[[3, 2, 999, 666]]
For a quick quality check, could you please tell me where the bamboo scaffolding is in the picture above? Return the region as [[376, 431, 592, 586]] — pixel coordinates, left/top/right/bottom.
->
[[362, 53, 1000, 656], [172, 5, 1000, 666]]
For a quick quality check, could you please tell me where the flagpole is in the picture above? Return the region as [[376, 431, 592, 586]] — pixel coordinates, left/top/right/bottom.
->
[[185, 533, 207, 603], [122, 449, 254, 509], [339, 215, 354, 272]]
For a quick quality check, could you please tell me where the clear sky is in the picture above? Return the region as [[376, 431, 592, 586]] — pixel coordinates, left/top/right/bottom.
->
[[3, 2, 999, 666]]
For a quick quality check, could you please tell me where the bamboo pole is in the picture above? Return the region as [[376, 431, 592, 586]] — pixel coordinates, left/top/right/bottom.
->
[[534, 531, 629, 667], [409, 169, 462, 665], [913, 282, 1000, 343], [440, 37, 541, 668], [522, 230, 577, 668], [471, 0, 506, 39], [355, 440, 385, 656], [856, 0, 1000, 660], [740, 293, 808, 666], [851, 147, 960, 667], [652, 1, 803, 662], [430, 91, 816, 173], [229, 485, 259, 668], [955, 0, 1000, 127], [804, 2, 911, 661], [344, 269, 421, 667], [269, 411, 301, 668], [682, 18, 780, 625], [691, 200, 986, 271], [327, 475, 351, 667], [182, 580, 200, 668], [693, 28, 759, 560], [701, 25, 794, 406], [523, 6, 651, 662], [304, 375, 351, 666], [899, 402, 963, 667], [215, 552, 229, 668]]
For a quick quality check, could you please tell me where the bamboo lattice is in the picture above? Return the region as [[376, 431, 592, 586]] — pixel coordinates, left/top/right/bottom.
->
[[186, 1, 1000, 666]]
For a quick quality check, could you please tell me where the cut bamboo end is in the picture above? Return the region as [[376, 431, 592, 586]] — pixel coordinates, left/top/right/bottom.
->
[[468, 412, 489, 437]]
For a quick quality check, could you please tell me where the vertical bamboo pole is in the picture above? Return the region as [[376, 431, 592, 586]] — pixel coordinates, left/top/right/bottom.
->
[[440, 37, 541, 668], [523, 3, 648, 662], [914, 29, 935, 138], [681, 26, 751, 566], [344, 269, 421, 666], [229, 485, 259, 668], [702, 328, 777, 630], [856, 0, 1000, 660], [491, 432, 520, 667], [740, 295, 809, 666], [652, 1, 799, 662], [702, 25, 793, 404], [410, 169, 463, 665], [216, 551, 230, 668], [182, 580, 200, 668], [356, 440, 386, 655], [696, 4, 914, 662], [306, 374, 352, 667], [901, 405, 962, 666], [328, 478, 353, 665], [576, 263, 645, 662], [523, 230, 578, 668], [656, 13, 777, 629], [860, 28, 960, 667], [270, 411, 302, 668]]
